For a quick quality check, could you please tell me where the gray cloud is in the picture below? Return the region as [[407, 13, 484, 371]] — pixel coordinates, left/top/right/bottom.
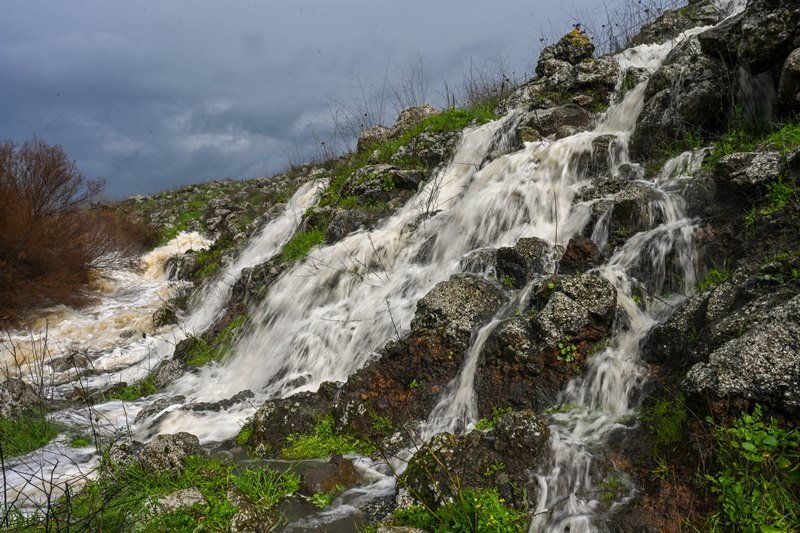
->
[[1, 0, 597, 198]]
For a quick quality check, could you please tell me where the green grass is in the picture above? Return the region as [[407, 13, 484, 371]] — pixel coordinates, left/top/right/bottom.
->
[[281, 415, 373, 459], [0, 409, 60, 457], [704, 118, 800, 170], [697, 263, 731, 292], [319, 100, 500, 209], [281, 228, 326, 262], [157, 209, 205, 245], [186, 314, 248, 367], [705, 406, 800, 532], [102, 375, 159, 402], [21, 455, 300, 531], [392, 487, 526, 532]]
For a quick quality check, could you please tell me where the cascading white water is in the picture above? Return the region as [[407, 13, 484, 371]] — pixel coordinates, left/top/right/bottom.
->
[[1, 182, 322, 510]]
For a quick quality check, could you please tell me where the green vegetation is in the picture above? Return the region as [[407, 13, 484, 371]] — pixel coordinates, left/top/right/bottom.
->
[[475, 407, 511, 431], [319, 100, 499, 209], [391, 488, 526, 532], [640, 392, 687, 448], [235, 421, 253, 446], [156, 208, 204, 245], [68, 433, 93, 448], [697, 262, 730, 292], [11, 455, 300, 531], [310, 486, 343, 508], [102, 374, 159, 402], [704, 118, 800, 170], [557, 339, 578, 365], [281, 227, 326, 262], [186, 314, 248, 367], [281, 415, 373, 459], [0, 409, 60, 457], [705, 406, 799, 532], [599, 473, 624, 502]]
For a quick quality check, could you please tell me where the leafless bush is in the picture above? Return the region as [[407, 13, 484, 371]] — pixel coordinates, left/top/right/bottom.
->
[[392, 54, 429, 111], [580, 0, 684, 55], [0, 138, 146, 320]]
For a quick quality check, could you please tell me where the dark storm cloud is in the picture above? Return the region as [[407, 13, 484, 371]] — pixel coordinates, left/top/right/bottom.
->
[[1, 0, 597, 198]]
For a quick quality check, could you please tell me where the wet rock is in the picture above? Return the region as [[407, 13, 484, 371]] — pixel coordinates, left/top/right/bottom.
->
[[536, 28, 595, 75], [632, 37, 732, 156], [50, 350, 90, 373], [152, 306, 178, 327], [245, 385, 336, 457], [135, 395, 186, 423], [184, 389, 255, 413], [138, 432, 203, 472], [325, 208, 382, 244], [377, 527, 424, 533], [357, 125, 391, 153], [105, 436, 142, 470], [0, 378, 41, 418], [459, 247, 498, 277], [398, 410, 549, 511], [299, 454, 362, 495], [343, 165, 427, 204], [152, 360, 189, 389], [559, 274, 618, 322], [165, 252, 198, 281], [390, 131, 459, 168], [779, 47, 800, 115], [410, 273, 506, 351], [643, 294, 709, 365], [496, 237, 551, 288], [632, 0, 721, 46], [607, 183, 662, 246], [230, 256, 287, 310], [558, 236, 604, 274], [577, 135, 624, 179], [737, 0, 799, 75], [684, 294, 800, 414], [680, 169, 716, 217], [520, 104, 592, 138]]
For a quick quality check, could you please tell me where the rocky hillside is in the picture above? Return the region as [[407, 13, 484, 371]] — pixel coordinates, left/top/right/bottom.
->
[[3, 0, 799, 531]]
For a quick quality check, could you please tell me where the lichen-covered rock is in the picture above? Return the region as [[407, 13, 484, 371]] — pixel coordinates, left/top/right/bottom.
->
[[0, 378, 41, 418], [410, 273, 506, 351], [684, 294, 800, 414], [299, 454, 362, 495], [632, 37, 732, 156], [779, 47, 800, 115], [574, 57, 620, 91], [398, 410, 549, 511], [520, 104, 593, 138], [536, 29, 595, 75], [391, 104, 439, 136], [631, 0, 721, 46], [138, 432, 203, 472], [325, 208, 383, 244], [164, 252, 198, 281], [712, 151, 783, 195], [390, 130, 459, 168], [358, 125, 391, 153], [155, 487, 207, 513], [151, 359, 190, 389], [496, 237, 552, 288]]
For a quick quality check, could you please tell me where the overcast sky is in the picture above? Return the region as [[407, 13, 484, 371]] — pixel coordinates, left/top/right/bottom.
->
[[1, 0, 608, 198]]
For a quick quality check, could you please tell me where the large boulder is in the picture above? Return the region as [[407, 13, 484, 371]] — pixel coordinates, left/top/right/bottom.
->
[[410, 274, 506, 352], [558, 236, 604, 274], [358, 125, 391, 153], [398, 410, 549, 511], [138, 432, 203, 472], [391, 104, 439, 137], [0, 378, 41, 418], [390, 130, 459, 168], [632, 37, 732, 156], [779, 47, 800, 115], [536, 28, 595, 75], [631, 0, 721, 46], [684, 294, 800, 414], [712, 151, 783, 196], [519, 105, 593, 139], [496, 237, 552, 288]]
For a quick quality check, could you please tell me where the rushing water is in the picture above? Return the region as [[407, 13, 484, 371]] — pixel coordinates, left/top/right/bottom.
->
[[3, 0, 748, 527]]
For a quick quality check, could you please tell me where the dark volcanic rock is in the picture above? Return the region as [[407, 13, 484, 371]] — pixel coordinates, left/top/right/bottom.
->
[[398, 410, 549, 511], [496, 237, 552, 288], [779, 47, 800, 115], [558, 236, 604, 274]]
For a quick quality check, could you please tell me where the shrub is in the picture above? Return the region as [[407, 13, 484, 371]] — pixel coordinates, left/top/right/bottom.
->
[[0, 137, 143, 320]]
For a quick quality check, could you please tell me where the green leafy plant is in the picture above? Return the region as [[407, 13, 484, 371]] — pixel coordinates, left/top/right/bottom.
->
[[408, 378, 420, 390], [705, 406, 799, 531], [102, 374, 159, 402], [475, 407, 511, 431], [502, 274, 514, 288], [557, 339, 578, 364]]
